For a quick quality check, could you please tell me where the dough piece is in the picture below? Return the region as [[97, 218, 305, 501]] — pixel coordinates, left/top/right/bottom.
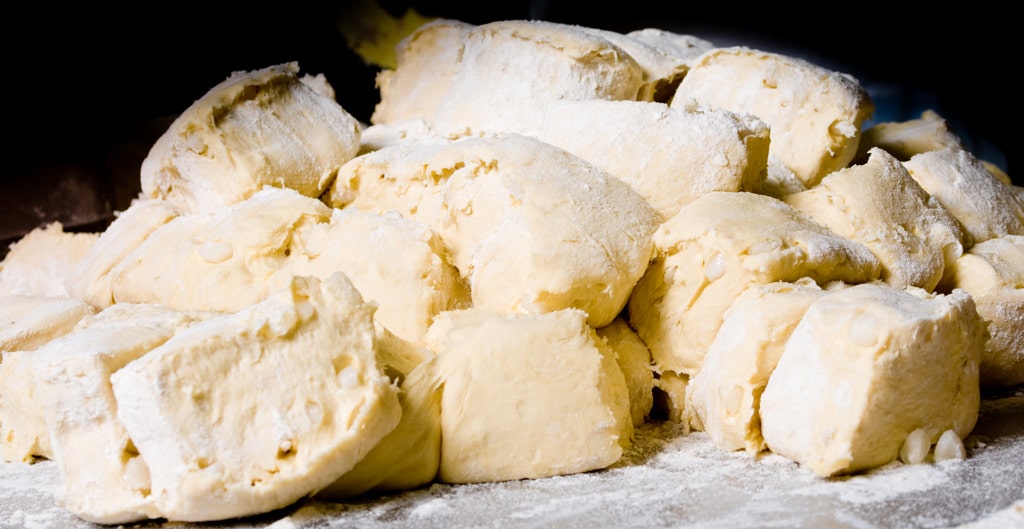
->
[[65, 198, 181, 309], [430, 20, 646, 137], [429, 308, 632, 484], [903, 146, 1024, 245], [628, 191, 881, 376], [31, 303, 211, 524], [759, 283, 985, 477], [855, 109, 964, 163], [784, 148, 965, 291], [330, 133, 659, 328], [109, 274, 401, 522], [0, 222, 99, 298], [297, 207, 470, 344], [538, 99, 769, 221], [624, 28, 715, 66], [576, 27, 699, 103], [941, 235, 1024, 387], [671, 46, 874, 188], [597, 318, 655, 427], [371, 18, 475, 126], [317, 356, 442, 499], [686, 278, 828, 454], [0, 295, 94, 353], [358, 118, 437, 154], [140, 62, 361, 214], [652, 369, 689, 425]]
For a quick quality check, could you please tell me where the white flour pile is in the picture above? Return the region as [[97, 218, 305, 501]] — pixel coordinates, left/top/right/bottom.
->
[[2, 390, 1021, 529]]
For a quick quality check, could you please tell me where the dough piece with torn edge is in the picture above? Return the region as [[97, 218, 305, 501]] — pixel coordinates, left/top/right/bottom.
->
[[784, 147, 965, 291], [426, 308, 632, 484], [671, 46, 874, 188], [140, 62, 361, 214], [109, 273, 401, 522], [0, 222, 99, 298], [759, 282, 985, 477], [627, 191, 881, 377]]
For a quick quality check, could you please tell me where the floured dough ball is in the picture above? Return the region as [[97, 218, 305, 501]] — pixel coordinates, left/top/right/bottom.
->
[[671, 46, 874, 188], [940, 235, 1024, 387], [140, 62, 361, 214], [628, 191, 881, 376], [65, 198, 181, 310], [110, 273, 401, 522], [329, 133, 659, 328], [686, 278, 829, 454], [31, 303, 212, 524], [0, 294, 95, 353], [784, 148, 965, 291], [597, 318, 656, 427], [429, 20, 647, 136], [427, 308, 632, 484], [903, 146, 1024, 245], [0, 222, 99, 298], [538, 99, 769, 221], [759, 283, 985, 477]]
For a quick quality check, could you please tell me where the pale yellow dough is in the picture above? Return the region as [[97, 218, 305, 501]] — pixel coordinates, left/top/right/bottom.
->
[[628, 191, 881, 376], [31, 303, 212, 524], [538, 99, 769, 221], [686, 278, 828, 454], [140, 62, 361, 214], [109, 274, 401, 522], [597, 317, 656, 427], [784, 148, 965, 291], [0, 295, 95, 353], [427, 308, 632, 484], [759, 283, 985, 477], [329, 133, 659, 328], [0, 222, 98, 298], [940, 235, 1024, 387], [855, 109, 964, 163], [671, 46, 874, 188]]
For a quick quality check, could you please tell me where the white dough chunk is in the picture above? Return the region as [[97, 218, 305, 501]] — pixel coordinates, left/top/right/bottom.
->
[[0, 295, 95, 353], [855, 109, 964, 163], [330, 133, 659, 328], [430, 20, 646, 137], [64, 198, 181, 309], [941, 235, 1024, 387], [759, 283, 985, 477], [31, 303, 211, 524], [597, 317, 656, 427], [539, 99, 769, 221], [784, 148, 965, 291], [628, 191, 882, 376], [671, 46, 874, 188], [687, 278, 828, 454], [429, 308, 632, 484], [0, 222, 99, 298], [140, 62, 362, 214], [903, 146, 1024, 245], [109, 274, 401, 522]]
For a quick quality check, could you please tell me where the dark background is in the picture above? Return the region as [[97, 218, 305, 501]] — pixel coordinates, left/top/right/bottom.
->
[[3, 1, 1015, 247]]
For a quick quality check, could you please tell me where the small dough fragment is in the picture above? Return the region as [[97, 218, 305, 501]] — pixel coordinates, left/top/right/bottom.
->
[[672, 46, 874, 188], [784, 148, 965, 291], [0, 222, 99, 298], [110, 274, 401, 522], [140, 62, 361, 214], [628, 191, 881, 376], [759, 283, 985, 477], [0, 295, 95, 353], [597, 317, 655, 427], [903, 146, 1024, 245], [940, 235, 1024, 387], [538, 99, 769, 221], [429, 308, 632, 484], [855, 109, 964, 163], [687, 278, 828, 454]]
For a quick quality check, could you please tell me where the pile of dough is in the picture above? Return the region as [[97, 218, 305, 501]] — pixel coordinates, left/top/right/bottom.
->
[[140, 62, 362, 214], [759, 282, 986, 477]]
